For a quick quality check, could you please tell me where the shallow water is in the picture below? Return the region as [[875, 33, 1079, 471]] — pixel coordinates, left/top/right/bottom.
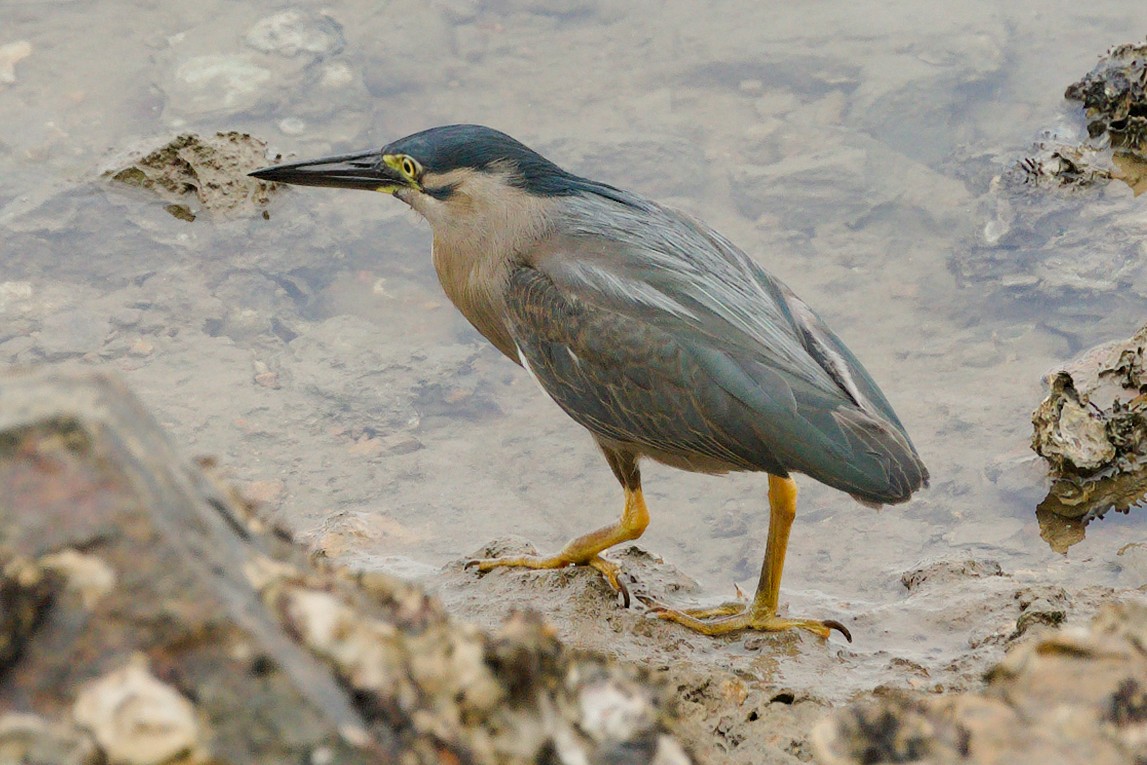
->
[[3, 0, 1146, 705]]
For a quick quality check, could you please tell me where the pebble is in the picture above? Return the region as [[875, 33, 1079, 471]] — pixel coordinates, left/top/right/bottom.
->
[[278, 117, 306, 136], [127, 338, 154, 358], [39, 550, 116, 610], [320, 61, 354, 88], [254, 369, 281, 388], [0, 40, 32, 85], [109, 308, 143, 329]]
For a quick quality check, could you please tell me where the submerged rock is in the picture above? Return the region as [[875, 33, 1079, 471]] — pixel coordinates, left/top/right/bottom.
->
[[245, 10, 344, 59], [0, 41, 32, 86], [167, 54, 273, 116]]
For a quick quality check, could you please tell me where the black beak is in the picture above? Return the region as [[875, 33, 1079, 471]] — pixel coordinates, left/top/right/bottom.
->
[[249, 150, 408, 192]]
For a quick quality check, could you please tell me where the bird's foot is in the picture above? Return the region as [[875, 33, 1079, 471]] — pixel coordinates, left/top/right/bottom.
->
[[465, 553, 630, 607], [648, 602, 851, 642]]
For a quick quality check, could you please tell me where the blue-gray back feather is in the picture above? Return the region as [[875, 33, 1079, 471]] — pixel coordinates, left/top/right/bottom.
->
[[508, 186, 928, 504]]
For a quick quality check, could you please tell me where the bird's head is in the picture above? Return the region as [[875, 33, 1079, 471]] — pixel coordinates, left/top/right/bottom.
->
[[250, 124, 583, 230]]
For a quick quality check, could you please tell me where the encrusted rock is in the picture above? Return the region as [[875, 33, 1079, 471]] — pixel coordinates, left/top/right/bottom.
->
[[1032, 372, 1117, 473], [72, 656, 201, 765], [812, 601, 1147, 764], [0, 713, 100, 765], [1032, 324, 1147, 524], [0, 368, 691, 765], [106, 132, 280, 220], [1065, 39, 1147, 154]]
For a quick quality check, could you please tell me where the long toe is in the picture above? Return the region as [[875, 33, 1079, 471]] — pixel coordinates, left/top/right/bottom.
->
[[465, 553, 631, 606], [677, 600, 748, 620], [651, 605, 851, 642]]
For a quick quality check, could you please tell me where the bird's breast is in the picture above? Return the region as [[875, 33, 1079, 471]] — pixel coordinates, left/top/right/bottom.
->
[[431, 236, 519, 361]]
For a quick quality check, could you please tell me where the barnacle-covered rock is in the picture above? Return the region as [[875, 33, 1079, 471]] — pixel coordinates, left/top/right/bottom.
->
[[1000, 136, 1114, 191], [1065, 39, 1147, 155], [1031, 324, 1147, 527], [72, 656, 201, 765], [0, 367, 691, 765], [811, 601, 1147, 765], [106, 132, 279, 221]]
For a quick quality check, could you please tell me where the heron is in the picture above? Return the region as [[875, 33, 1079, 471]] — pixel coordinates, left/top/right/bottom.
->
[[250, 124, 928, 640]]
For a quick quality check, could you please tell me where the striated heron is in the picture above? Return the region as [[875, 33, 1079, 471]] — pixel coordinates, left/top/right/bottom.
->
[[250, 125, 929, 641]]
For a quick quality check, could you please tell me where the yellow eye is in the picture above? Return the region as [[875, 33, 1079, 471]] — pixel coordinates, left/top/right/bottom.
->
[[401, 156, 419, 178]]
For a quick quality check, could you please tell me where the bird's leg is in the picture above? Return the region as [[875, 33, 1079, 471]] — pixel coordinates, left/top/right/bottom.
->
[[467, 448, 647, 605], [652, 475, 851, 642]]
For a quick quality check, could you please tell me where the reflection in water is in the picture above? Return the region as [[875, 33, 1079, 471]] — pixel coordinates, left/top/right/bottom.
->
[[1037, 466, 1147, 553], [1113, 152, 1147, 196]]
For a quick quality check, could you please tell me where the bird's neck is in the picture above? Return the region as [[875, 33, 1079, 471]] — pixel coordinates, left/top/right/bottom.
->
[[427, 190, 554, 362]]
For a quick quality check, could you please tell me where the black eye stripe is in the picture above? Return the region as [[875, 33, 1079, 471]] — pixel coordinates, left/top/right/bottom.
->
[[424, 183, 458, 200]]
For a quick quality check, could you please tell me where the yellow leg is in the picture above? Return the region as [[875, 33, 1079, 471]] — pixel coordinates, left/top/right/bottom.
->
[[652, 475, 851, 642], [467, 485, 649, 605]]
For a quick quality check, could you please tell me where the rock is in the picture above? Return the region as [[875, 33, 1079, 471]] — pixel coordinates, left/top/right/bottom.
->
[[1032, 373, 1118, 474], [0, 714, 99, 765], [1002, 137, 1114, 191], [0, 368, 692, 764], [1065, 38, 1147, 156], [72, 656, 201, 765], [106, 132, 279, 220], [244, 10, 344, 59], [168, 54, 272, 115], [811, 601, 1147, 764], [1031, 324, 1147, 527], [957, 39, 1147, 306], [0, 41, 32, 85], [38, 307, 110, 361], [899, 558, 1004, 592]]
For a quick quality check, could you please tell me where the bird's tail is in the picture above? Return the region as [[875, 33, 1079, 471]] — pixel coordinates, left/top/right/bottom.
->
[[827, 408, 929, 507]]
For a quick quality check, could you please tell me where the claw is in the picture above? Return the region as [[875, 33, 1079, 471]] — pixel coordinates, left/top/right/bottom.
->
[[822, 619, 852, 643]]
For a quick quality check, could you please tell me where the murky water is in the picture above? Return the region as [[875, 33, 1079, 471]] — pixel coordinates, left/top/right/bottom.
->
[[3, 0, 1146, 702]]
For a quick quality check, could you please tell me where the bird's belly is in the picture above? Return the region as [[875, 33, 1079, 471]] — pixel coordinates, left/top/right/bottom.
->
[[614, 440, 738, 474]]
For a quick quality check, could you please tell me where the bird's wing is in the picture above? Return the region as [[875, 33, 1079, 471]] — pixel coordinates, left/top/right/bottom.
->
[[506, 219, 927, 503]]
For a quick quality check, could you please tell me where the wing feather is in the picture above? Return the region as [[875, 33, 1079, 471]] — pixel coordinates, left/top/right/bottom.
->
[[505, 197, 928, 503]]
